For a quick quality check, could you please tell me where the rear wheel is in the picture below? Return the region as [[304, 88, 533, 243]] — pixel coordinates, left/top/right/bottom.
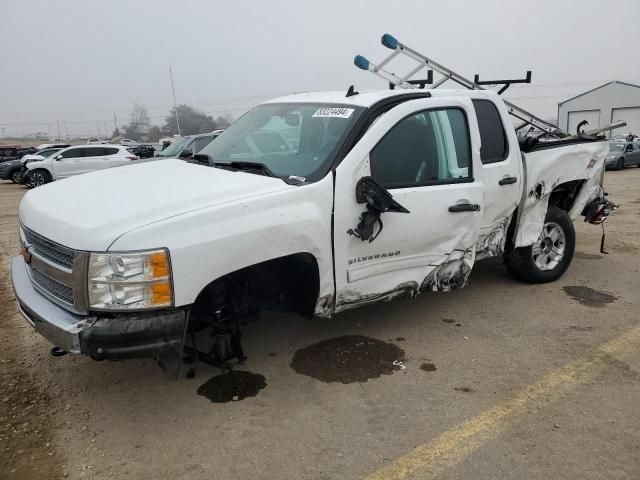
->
[[28, 169, 52, 188], [504, 206, 575, 283]]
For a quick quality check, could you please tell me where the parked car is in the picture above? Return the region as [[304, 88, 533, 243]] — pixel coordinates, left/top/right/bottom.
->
[[605, 141, 640, 170], [12, 88, 614, 371], [127, 144, 156, 159], [23, 145, 138, 187], [156, 131, 223, 160], [0, 145, 23, 163], [0, 148, 62, 183], [0, 158, 24, 182]]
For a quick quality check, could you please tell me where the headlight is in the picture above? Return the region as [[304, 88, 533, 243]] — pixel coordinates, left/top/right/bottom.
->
[[88, 249, 173, 310]]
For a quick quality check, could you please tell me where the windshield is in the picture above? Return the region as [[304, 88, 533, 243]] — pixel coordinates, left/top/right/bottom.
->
[[36, 148, 61, 157], [158, 137, 188, 157], [609, 143, 624, 152], [198, 103, 364, 181]]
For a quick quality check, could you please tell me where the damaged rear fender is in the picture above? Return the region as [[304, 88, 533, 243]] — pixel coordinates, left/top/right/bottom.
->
[[514, 141, 608, 248]]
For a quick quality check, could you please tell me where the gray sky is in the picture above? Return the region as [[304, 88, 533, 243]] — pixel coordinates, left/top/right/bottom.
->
[[1, 0, 639, 137]]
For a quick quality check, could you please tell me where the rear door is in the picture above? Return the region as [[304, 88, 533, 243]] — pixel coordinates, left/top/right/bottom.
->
[[333, 97, 485, 311], [471, 98, 522, 259], [81, 147, 125, 172], [53, 147, 86, 178]]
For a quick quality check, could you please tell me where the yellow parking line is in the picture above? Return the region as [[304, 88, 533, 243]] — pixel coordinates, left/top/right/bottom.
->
[[365, 325, 640, 480]]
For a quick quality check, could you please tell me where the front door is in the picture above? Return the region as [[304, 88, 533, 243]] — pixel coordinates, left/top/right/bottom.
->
[[333, 98, 485, 311], [53, 147, 86, 178]]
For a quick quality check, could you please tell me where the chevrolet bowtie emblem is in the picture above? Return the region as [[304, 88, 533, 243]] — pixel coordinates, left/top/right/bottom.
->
[[21, 246, 32, 265]]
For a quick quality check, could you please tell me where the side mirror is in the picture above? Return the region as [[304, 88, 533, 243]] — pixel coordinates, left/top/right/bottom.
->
[[347, 176, 409, 242], [55, 154, 63, 160], [179, 148, 193, 159]]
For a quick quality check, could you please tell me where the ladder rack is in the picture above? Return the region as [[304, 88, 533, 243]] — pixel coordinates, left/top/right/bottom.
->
[[354, 34, 566, 137]]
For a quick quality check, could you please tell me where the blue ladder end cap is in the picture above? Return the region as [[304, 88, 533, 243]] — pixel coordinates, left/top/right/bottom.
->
[[381, 33, 398, 50], [354, 55, 370, 70]]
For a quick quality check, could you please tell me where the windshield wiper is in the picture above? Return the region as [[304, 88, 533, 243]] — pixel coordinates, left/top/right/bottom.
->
[[215, 161, 293, 183]]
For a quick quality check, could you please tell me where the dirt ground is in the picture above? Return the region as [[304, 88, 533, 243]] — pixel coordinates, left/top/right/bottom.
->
[[1, 168, 639, 480]]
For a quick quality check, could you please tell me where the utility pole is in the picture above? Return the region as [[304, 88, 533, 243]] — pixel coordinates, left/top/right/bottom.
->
[[63, 121, 68, 138], [169, 66, 182, 136], [1, 127, 4, 140], [113, 113, 117, 135], [56, 120, 61, 140]]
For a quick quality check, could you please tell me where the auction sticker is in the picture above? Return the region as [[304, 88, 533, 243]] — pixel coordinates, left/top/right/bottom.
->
[[312, 107, 354, 119]]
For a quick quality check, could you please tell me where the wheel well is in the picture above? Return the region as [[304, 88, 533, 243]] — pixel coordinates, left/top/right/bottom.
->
[[548, 180, 585, 212], [191, 253, 320, 320]]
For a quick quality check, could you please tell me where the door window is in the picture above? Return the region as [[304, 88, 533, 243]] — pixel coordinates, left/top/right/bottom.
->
[[370, 108, 472, 189], [191, 136, 214, 153], [472, 99, 508, 164], [60, 148, 86, 159]]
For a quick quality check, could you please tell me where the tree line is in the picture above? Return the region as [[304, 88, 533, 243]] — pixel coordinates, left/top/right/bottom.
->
[[113, 103, 233, 142]]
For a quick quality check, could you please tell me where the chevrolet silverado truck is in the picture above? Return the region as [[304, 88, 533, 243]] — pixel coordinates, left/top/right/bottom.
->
[[11, 87, 615, 375]]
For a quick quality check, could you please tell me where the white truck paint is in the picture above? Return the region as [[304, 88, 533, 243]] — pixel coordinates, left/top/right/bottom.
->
[[12, 89, 613, 367]]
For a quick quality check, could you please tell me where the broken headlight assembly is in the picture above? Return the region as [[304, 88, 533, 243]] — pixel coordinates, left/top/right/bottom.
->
[[87, 249, 173, 311]]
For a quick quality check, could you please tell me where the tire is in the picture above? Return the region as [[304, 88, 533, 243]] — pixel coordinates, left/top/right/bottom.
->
[[10, 170, 22, 184], [27, 169, 52, 188], [504, 206, 575, 284], [617, 157, 624, 170]]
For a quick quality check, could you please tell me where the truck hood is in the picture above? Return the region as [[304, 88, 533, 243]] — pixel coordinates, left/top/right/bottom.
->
[[19, 159, 294, 251]]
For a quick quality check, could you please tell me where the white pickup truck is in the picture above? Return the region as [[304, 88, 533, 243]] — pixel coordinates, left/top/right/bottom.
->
[[11, 87, 615, 373]]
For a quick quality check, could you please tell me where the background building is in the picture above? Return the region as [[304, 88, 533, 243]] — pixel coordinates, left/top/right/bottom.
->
[[557, 81, 640, 137]]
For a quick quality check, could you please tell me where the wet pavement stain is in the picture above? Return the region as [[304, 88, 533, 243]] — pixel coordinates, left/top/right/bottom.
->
[[197, 371, 267, 403], [290, 335, 405, 384], [420, 363, 437, 372], [569, 325, 594, 332], [563, 286, 617, 307], [454, 387, 475, 393], [442, 318, 455, 324], [575, 251, 603, 260], [395, 337, 406, 342]]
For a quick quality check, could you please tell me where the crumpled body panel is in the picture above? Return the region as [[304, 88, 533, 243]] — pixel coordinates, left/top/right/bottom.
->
[[514, 141, 608, 248]]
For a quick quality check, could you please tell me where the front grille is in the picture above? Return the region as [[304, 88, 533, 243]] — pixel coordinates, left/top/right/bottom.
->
[[23, 228, 75, 268], [30, 268, 74, 304]]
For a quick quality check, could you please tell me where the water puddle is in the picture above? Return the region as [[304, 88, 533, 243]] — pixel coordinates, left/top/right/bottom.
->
[[290, 335, 405, 384], [454, 387, 475, 393], [197, 370, 267, 403], [420, 363, 437, 372], [563, 286, 617, 307]]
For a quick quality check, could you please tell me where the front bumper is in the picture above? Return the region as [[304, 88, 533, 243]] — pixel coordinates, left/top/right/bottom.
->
[[11, 256, 187, 359]]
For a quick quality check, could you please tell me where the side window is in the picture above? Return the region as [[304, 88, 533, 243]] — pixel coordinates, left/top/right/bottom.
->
[[191, 136, 213, 153], [104, 147, 119, 155], [370, 108, 472, 189], [60, 148, 85, 159], [86, 147, 104, 156], [472, 99, 508, 164]]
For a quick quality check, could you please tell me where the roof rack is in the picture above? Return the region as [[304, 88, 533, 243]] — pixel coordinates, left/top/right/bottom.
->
[[354, 34, 569, 136]]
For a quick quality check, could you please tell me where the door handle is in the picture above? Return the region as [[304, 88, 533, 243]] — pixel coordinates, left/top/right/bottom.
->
[[499, 176, 517, 185], [449, 203, 481, 213]]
